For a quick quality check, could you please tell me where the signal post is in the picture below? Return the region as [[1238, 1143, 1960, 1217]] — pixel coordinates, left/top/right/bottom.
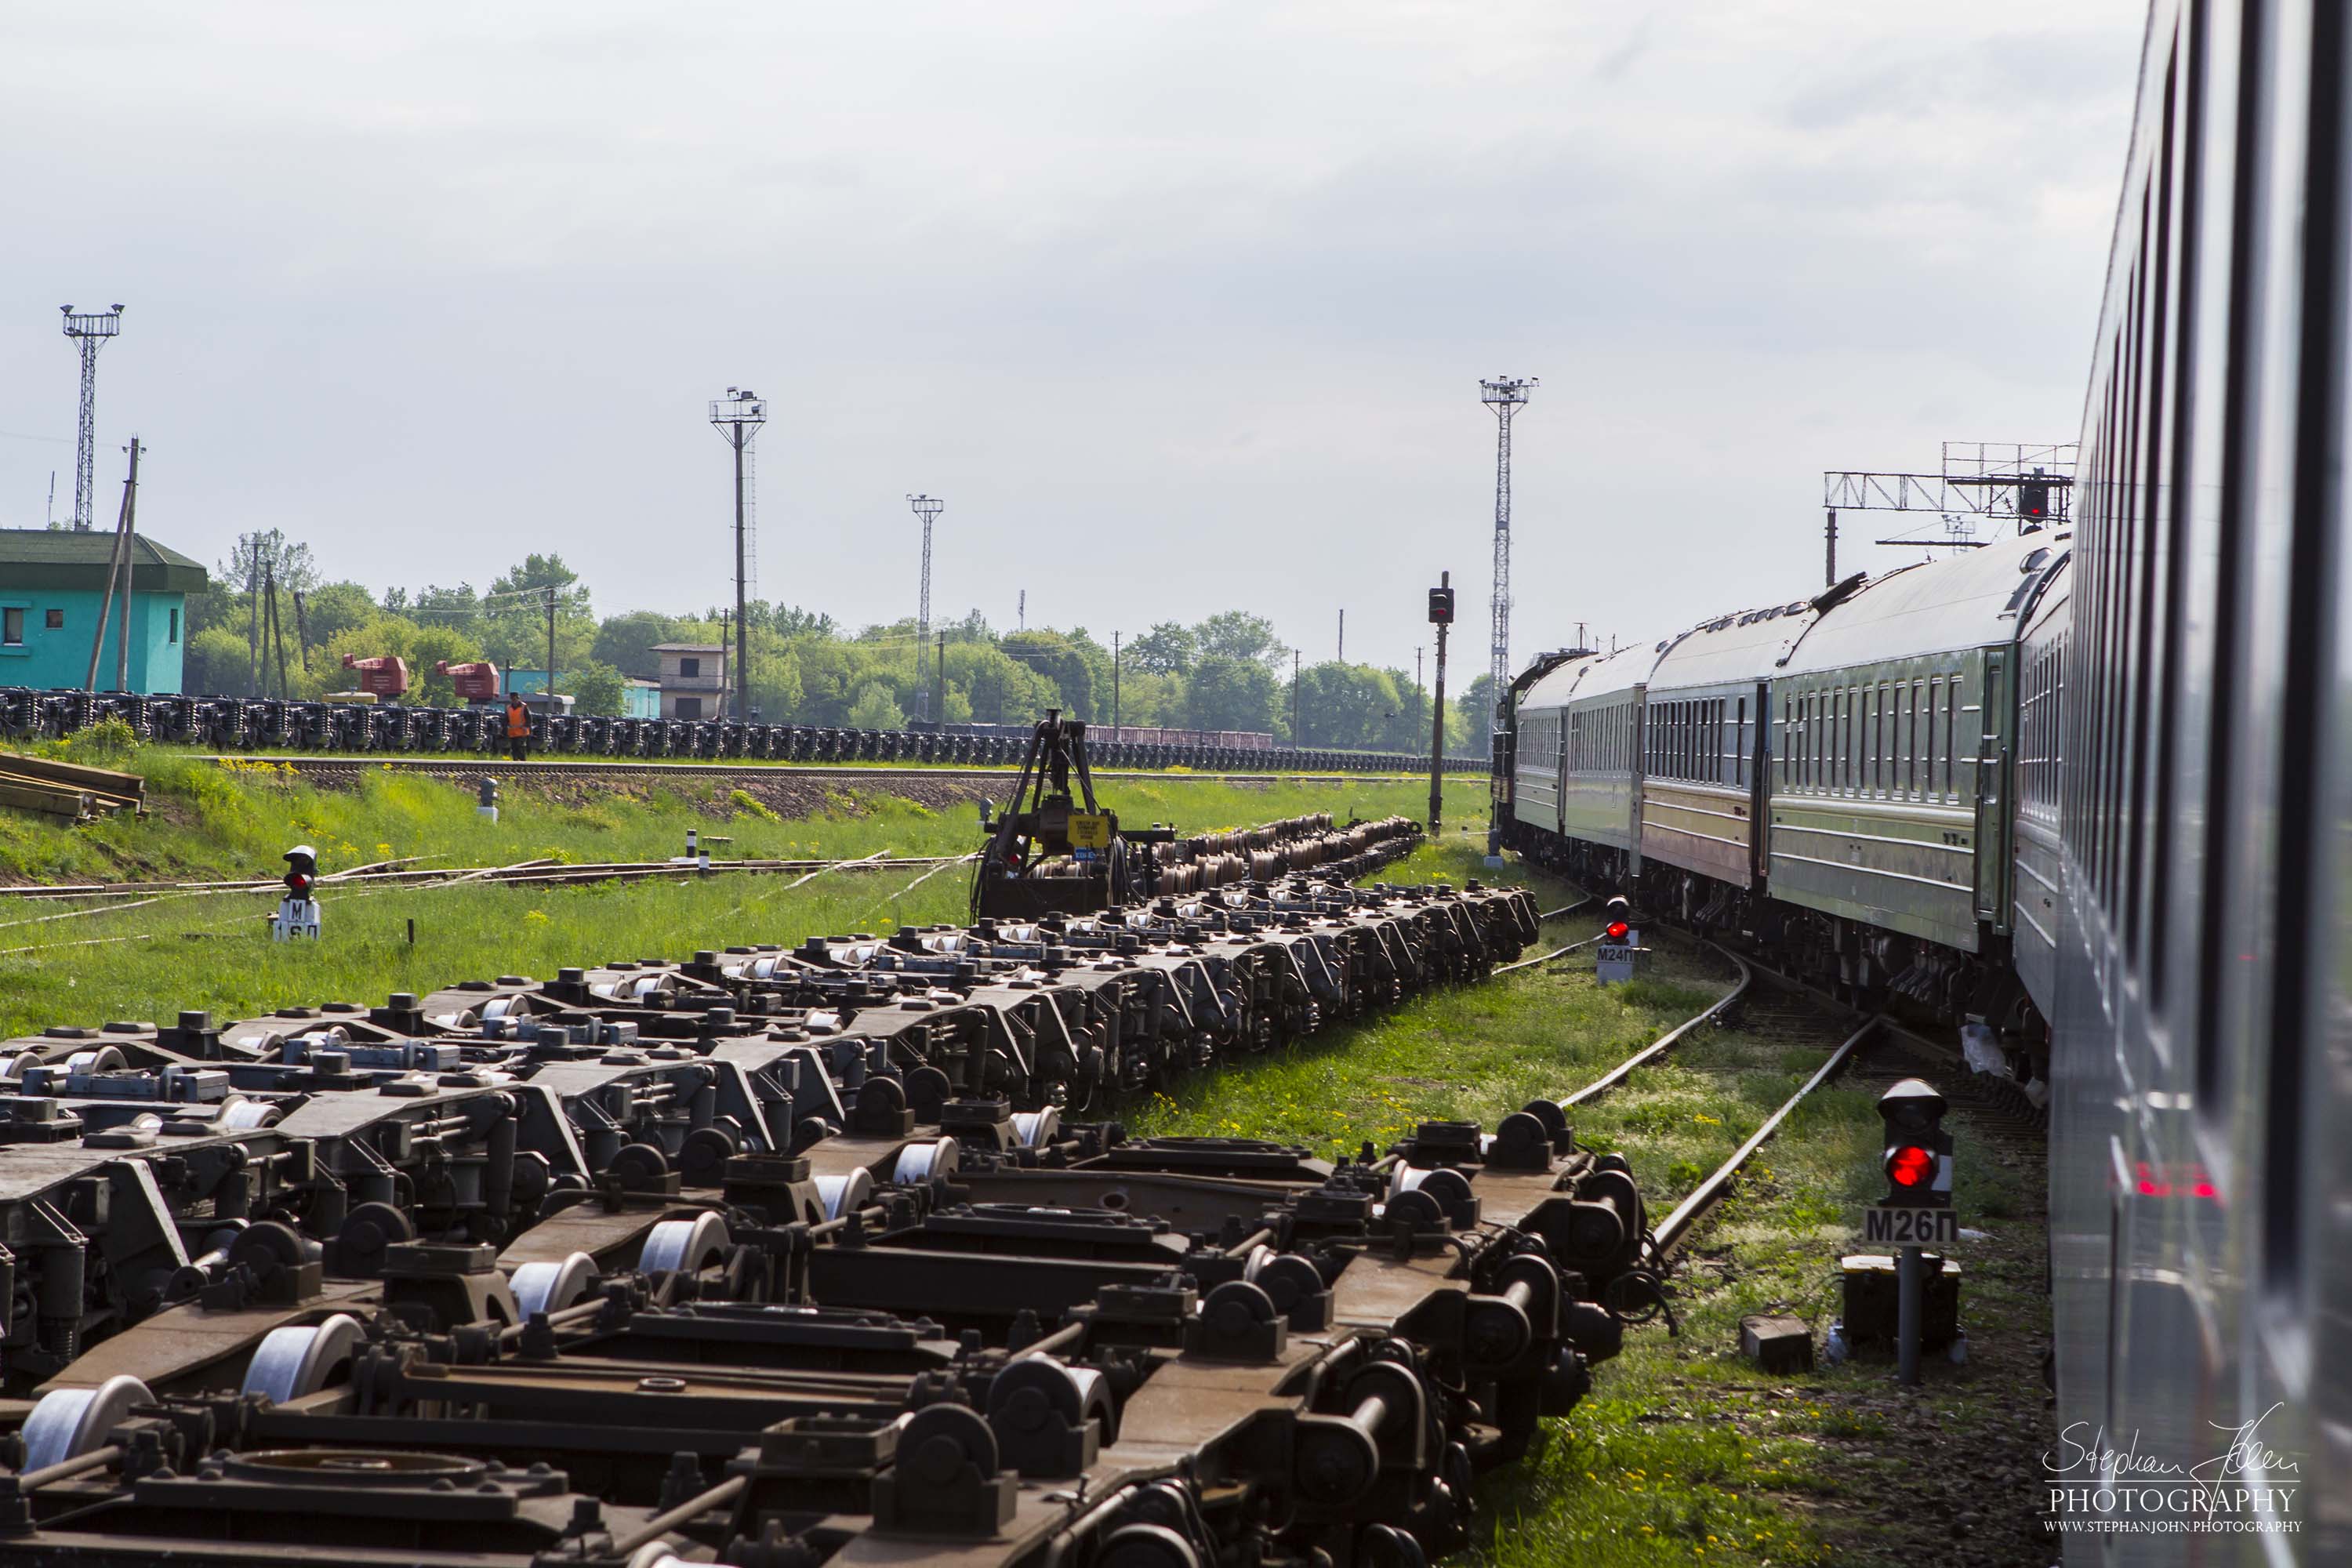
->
[[1868, 1079, 1955, 1384]]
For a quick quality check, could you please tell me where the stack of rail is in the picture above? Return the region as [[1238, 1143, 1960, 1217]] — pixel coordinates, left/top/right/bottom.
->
[[0, 873, 1670, 1568], [0, 750, 144, 822]]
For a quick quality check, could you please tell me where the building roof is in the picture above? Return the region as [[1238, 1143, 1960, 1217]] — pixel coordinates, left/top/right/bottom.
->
[[651, 643, 727, 654], [0, 529, 209, 594]]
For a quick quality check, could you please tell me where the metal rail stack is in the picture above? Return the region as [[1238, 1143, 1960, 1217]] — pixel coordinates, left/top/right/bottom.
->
[[0, 688, 1483, 774], [0, 875, 1661, 1567]]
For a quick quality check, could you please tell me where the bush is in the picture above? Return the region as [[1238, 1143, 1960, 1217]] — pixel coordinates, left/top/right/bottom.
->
[[62, 717, 140, 767]]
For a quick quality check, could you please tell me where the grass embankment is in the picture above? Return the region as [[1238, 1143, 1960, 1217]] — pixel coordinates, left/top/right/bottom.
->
[[0, 754, 1484, 1041], [1132, 836, 2053, 1568], [0, 743, 1465, 887]]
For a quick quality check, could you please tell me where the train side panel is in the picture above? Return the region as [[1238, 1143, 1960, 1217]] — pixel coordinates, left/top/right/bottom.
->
[[1512, 703, 1565, 838], [1638, 682, 1762, 888], [1562, 688, 1643, 857], [1765, 653, 1985, 952], [2012, 562, 2069, 1018]]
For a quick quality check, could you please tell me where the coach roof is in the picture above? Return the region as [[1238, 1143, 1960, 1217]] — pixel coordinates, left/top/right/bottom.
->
[[1777, 531, 2071, 676]]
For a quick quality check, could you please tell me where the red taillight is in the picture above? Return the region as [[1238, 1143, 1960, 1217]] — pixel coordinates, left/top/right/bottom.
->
[[1885, 1145, 1934, 1189], [1606, 920, 1630, 941]]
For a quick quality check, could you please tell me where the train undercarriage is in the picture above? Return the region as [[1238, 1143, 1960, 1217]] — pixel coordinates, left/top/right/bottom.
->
[[1499, 818, 2051, 1105]]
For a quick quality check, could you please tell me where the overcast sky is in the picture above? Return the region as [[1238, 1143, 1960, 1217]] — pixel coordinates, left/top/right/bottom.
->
[[0, 1, 2143, 679]]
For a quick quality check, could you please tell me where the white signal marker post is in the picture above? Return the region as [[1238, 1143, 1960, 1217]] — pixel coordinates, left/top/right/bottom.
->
[[273, 845, 322, 941]]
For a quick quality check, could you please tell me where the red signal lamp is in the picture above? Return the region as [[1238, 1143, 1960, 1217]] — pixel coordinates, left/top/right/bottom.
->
[[1884, 1144, 1935, 1189], [1606, 920, 1630, 942]]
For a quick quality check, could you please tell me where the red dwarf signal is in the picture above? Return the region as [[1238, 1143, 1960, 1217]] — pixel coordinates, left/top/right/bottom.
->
[[1606, 920, 1630, 941], [1885, 1144, 1935, 1189]]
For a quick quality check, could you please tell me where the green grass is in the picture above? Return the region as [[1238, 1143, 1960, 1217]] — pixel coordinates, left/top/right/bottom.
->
[[0, 758, 1486, 1040], [0, 744, 1480, 887], [1131, 834, 2056, 1567]]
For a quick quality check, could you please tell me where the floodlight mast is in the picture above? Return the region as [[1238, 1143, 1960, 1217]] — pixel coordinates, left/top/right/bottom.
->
[[60, 304, 125, 532], [710, 389, 768, 717], [909, 495, 945, 721], [1480, 376, 1535, 700]]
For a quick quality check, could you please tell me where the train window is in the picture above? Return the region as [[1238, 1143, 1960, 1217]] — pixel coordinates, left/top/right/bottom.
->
[[1816, 691, 1835, 789], [1895, 681, 1908, 794], [1944, 678, 1959, 800], [1848, 687, 1863, 791], [1863, 686, 1882, 799], [1735, 696, 1747, 786], [1822, 691, 1833, 789], [1883, 683, 1896, 795]]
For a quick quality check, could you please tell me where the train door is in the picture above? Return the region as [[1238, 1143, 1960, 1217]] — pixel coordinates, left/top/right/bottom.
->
[[1626, 688, 1646, 875], [1974, 646, 2014, 927], [1554, 707, 1570, 837], [1745, 678, 1770, 884]]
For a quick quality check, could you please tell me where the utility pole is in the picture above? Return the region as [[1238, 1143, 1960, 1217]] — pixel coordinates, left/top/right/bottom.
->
[[908, 495, 943, 721], [248, 538, 263, 696], [1430, 572, 1453, 836], [1018, 589, 1025, 632], [292, 590, 312, 672], [83, 437, 140, 692], [545, 586, 557, 707], [1416, 647, 1424, 695], [1337, 608, 1344, 662], [266, 563, 289, 697], [936, 633, 946, 728], [1292, 650, 1302, 743], [113, 439, 140, 691], [60, 304, 124, 532], [1825, 507, 1838, 587], [1480, 376, 1536, 700], [710, 388, 767, 720], [1112, 630, 1121, 739]]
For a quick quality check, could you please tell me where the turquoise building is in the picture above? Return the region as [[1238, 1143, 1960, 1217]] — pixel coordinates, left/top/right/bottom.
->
[[0, 529, 209, 694]]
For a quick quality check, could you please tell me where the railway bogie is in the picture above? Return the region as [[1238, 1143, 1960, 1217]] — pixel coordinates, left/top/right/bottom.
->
[[0, 686, 1483, 775], [0, 872, 1648, 1567]]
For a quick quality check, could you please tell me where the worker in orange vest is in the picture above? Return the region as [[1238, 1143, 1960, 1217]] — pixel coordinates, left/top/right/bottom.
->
[[505, 692, 531, 762]]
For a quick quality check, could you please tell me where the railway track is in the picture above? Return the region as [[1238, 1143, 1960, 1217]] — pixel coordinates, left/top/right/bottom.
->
[[200, 754, 1429, 785]]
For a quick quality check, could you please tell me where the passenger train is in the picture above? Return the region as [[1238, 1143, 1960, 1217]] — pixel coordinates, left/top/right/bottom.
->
[[1497, 0, 2347, 1557]]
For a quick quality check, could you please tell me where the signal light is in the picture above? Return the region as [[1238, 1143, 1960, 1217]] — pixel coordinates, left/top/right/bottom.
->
[[1875, 1077, 1951, 1207], [2017, 479, 2050, 520], [1606, 920, 1630, 941]]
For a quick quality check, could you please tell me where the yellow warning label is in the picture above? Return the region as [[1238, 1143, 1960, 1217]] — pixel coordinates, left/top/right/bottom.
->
[[1065, 812, 1113, 849]]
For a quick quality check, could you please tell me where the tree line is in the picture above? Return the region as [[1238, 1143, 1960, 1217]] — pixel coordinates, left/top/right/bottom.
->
[[185, 530, 1497, 753]]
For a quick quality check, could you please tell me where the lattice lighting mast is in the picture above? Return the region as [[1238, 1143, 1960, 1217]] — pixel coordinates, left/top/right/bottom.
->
[[60, 305, 124, 532], [710, 388, 767, 717], [908, 494, 944, 721], [1480, 376, 1535, 699]]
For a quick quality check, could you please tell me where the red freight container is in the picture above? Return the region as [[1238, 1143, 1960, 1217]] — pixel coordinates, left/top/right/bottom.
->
[[339, 654, 411, 699], [434, 660, 503, 702]]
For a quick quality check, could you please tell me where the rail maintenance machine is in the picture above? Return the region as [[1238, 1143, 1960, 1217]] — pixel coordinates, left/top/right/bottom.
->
[[971, 710, 1176, 919]]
